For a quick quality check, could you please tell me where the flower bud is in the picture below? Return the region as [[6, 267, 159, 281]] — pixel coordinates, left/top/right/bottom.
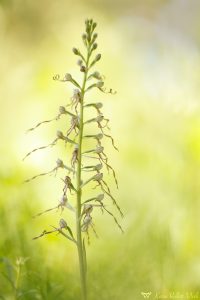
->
[[82, 34, 87, 46], [95, 54, 101, 61], [80, 65, 86, 72], [95, 146, 104, 154], [92, 43, 98, 50], [92, 22, 97, 30], [87, 33, 91, 42], [72, 47, 79, 55], [77, 59, 83, 66], [95, 102, 103, 109], [93, 71, 100, 76], [86, 25, 90, 34], [59, 218, 68, 229], [92, 71, 101, 79], [85, 19, 89, 26], [91, 33, 98, 44], [93, 33, 98, 40]]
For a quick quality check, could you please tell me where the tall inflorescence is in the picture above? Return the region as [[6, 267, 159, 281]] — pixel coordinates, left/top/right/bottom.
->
[[24, 19, 123, 300]]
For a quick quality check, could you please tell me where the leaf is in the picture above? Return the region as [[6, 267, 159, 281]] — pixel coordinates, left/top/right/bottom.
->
[[17, 289, 38, 298], [0, 272, 15, 288], [66, 226, 74, 239], [0, 257, 14, 287]]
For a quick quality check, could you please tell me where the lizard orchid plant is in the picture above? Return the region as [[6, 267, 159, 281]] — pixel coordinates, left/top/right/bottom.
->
[[24, 19, 123, 300]]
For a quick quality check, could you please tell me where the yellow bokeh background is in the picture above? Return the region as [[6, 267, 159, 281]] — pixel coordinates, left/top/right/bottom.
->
[[1, 0, 200, 299]]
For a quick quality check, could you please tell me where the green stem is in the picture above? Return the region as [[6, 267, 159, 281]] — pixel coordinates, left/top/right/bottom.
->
[[76, 47, 91, 300]]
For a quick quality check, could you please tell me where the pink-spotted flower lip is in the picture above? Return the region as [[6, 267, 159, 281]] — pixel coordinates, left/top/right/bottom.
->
[[77, 59, 83, 66], [95, 54, 101, 62]]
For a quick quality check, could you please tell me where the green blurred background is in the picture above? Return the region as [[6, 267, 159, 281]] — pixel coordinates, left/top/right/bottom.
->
[[1, 0, 200, 299]]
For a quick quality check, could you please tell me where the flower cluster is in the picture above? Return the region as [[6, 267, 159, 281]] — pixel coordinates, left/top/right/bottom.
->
[[24, 18, 122, 239]]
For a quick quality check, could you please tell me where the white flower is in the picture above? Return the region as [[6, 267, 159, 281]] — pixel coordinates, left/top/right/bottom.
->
[[72, 89, 81, 101], [96, 81, 104, 88], [96, 114, 104, 123], [95, 146, 104, 154], [64, 73, 72, 81], [59, 106, 66, 114], [56, 159, 64, 168], [96, 194, 104, 202], [60, 195, 75, 212], [59, 218, 68, 229], [93, 173, 103, 181], [56, 130, 65, 139]]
